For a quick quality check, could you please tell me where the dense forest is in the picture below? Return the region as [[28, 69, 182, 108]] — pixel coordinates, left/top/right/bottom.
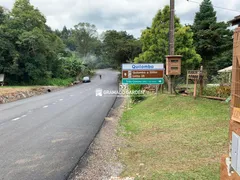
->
[[0, 0, 233, 85]]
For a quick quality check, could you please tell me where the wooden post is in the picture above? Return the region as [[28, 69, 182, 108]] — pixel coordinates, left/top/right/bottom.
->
[[168, 75, 173, 94], [168, 0, 175, 94], [193, 79, 197, 99], [199, 66, 204, 96]]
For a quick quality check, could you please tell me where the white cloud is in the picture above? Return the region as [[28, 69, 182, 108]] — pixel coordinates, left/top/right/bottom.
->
[[1, 0, 240, 37]]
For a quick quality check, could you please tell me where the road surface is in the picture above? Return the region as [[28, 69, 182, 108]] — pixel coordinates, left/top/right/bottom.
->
[[0, 70, 119, 180]]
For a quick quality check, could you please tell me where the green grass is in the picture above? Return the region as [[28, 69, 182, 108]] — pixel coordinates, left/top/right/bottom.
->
[[119, 94, 229, 179], [29, 78, 74, 86], [1, 78, 74, 87]]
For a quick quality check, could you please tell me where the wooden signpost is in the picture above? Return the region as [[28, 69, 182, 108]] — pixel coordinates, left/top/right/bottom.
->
[[186, 67, 206, 99]]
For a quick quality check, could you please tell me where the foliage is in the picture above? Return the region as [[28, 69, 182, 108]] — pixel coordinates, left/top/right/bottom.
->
[[0, 1, 97, 85], [128, 84, 145, 103], [55, 26, 76, 51], [192, 0, 232, 76], [58, 53, 91, 80], [211, 72, 232, 84], [102, 30, 142, 69], [203, 85, 231, 98], [135, 6, 201, 75], [71, 23, 101, 57], [29, 78, 74, 86], [0, 0, 66, 84]]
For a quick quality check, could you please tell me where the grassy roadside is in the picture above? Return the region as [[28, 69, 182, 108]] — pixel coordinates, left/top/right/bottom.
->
[[0, 86, 40, 95], [119, 94, 229, 179]]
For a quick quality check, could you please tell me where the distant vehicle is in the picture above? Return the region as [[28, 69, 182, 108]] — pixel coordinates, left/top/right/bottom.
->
[[82, 76, 91, 83]]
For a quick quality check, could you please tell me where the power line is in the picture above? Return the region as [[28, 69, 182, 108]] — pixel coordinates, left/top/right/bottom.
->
[[187, 0, 240, 13]]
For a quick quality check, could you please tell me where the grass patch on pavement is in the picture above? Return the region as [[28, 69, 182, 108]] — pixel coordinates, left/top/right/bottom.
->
[[119, 94, 229, 179]]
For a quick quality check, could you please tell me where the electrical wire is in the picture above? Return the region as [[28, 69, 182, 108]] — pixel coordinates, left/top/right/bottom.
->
[[186, 0, 240, 13]]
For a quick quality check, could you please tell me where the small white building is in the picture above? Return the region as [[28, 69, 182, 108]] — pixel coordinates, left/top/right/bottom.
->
[[218, 66, 232, 83], [218, 66, 232, 73]]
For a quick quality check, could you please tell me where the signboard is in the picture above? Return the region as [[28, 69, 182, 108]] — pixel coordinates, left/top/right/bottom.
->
[[122, 64, 164, 85], [122, 78, 164, 85], [232, 108, 240, 123], [0, 74, 4, 82], [166, 55, 182, 75]]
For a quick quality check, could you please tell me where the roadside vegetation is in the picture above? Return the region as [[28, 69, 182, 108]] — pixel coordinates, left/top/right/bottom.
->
[[119, 94, 229, 179], [134, 0, 232, 78], [0, 0, 141, 86], [0, 0, 233, 86]]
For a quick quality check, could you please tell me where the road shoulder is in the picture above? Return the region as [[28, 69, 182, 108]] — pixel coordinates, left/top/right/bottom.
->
[[68, 97, 127, 180]]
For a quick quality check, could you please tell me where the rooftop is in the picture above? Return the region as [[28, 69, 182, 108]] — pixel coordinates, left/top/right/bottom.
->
[[229, 15, 240, 26]]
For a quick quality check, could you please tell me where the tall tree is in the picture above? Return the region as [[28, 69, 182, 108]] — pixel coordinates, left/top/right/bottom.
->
[[72, 22, 99, 57], [0, 6, 19, 82], [11, 0, 46, 32], [0, 6, 6, 24], [0, 0, 65, 83], [56, 26, 76, 51], [192, 0, 232, 74], [135, 6, 201, 74], [102, 30, 142, 68]]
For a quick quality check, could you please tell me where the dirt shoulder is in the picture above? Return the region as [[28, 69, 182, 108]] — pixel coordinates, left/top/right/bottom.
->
[[0, 86, 64, 104], [68, 97, 133, 180]]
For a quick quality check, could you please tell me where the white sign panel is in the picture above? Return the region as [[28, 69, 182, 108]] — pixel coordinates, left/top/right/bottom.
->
[[0, 74, 4, 82], [122, 64, 164, 70]]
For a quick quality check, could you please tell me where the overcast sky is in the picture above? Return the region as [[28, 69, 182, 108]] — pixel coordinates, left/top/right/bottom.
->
[[1, 0, 240, 37]]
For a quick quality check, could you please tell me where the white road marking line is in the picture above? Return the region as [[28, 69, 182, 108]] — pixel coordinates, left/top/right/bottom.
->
[[70, 95, 74, 97], [12, 117, 20, 121], [43, 105, 48, 108], [21, 115, 27, 118], [59, 99, 63, 101], [52, 103, 56, 105]]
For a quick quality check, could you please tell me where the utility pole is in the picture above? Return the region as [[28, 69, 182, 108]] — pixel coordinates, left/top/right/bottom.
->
[[169, 0, 175, 55], [168, 0, 175, 94]]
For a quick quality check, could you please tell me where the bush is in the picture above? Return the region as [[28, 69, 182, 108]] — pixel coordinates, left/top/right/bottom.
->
[[30, 78, 74, 86], [129, 84, 145, 103], [211, 73, 231, 84], [202, 85, 231, 98]]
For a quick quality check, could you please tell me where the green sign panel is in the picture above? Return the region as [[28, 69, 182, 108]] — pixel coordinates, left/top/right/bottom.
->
[[122, 78, 164, 85]]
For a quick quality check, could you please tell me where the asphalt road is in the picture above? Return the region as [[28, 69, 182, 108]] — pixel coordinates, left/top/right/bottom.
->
[[0, 69, 119, 180]]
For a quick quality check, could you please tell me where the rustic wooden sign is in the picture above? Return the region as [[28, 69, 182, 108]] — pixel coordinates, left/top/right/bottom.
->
[[232, 108, 240, 123], [166, 55, 182, 75]]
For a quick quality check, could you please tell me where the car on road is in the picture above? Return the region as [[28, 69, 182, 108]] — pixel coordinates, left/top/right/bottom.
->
[[83, 76, 91, 83]]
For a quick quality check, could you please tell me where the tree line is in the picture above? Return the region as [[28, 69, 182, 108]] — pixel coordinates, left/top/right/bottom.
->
[[135, 0, 232, 77], [0, 0, 141, 85], [0, 0, 233, 85]]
